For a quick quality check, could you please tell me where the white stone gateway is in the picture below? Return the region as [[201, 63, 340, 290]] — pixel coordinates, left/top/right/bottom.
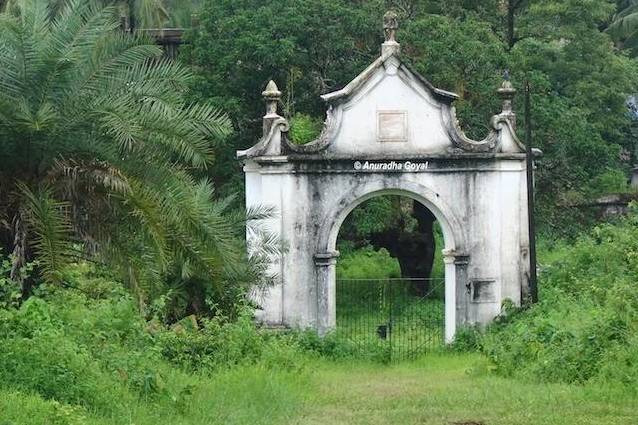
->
[[238, 13, 535, 342]]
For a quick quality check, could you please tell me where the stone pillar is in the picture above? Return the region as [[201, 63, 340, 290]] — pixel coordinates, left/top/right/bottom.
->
[[314, 251, 340, 336], [442, 250, 470, 343], [443, 254, 457, 343]]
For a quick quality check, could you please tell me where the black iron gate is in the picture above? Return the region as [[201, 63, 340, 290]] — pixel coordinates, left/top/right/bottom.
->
[[335, 278, 445, 361]]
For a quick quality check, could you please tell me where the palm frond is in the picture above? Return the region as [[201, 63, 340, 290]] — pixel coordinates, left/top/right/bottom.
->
[[607, 1, 638, 43], [134, 0, 169, 28], [1, 0, 245, 315], [245, 205, 277, 224], [17, 182, 73, 283], [607, 10, 638, 41]]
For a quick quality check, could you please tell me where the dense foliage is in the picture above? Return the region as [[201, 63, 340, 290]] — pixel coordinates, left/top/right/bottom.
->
[[0, 267, 311, 424], [0, 1, 275, 319], [186, 0, 638, 236], [336, 246, 401, 280], [1, 272, 634, 424], [464, 210, 638, 388], [1, 226, 637, 425]]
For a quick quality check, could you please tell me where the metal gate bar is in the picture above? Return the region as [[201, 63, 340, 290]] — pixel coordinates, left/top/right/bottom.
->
[[335, 278, 445, 361]]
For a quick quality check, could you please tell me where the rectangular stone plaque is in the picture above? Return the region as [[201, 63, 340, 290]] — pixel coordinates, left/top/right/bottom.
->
[[377, 111, 407, 142], [470, 279, 497, 303]]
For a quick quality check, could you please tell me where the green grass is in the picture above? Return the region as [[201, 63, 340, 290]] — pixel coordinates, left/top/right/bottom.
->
[[2, 354, 635, 425], [0, 366, 307, 425], [294, 354, 637, 425]]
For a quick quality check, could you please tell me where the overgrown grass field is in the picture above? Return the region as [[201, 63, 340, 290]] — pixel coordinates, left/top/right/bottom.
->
[[296, 355, 637, 425], [3, 214, 638, 424], [2, 352, 636, 425]]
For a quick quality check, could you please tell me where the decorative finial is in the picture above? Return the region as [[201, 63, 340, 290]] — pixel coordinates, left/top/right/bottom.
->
[[382, 11, 400, 56], [497, 70, 516, 115], [383, 11, 399, 43], [262, 80, 281, 118]]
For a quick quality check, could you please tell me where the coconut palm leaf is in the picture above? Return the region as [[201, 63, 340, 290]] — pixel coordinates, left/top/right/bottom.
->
[[16, 182, 73, 283], [0, 0, 255, 313], [607, 0, 638, 54]]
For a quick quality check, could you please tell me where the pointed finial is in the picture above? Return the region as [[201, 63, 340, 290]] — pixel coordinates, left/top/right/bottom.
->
[[497, 70, 516, 115], [382, 11, 400, 56], [383, 11, 399, 43], [262, 80, 281, 118]]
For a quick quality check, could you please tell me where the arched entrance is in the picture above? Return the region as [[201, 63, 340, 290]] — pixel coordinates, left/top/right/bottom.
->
[[320, 185, 464, 344], [332, 192, 449, 357], [238, 14, 533, 343]]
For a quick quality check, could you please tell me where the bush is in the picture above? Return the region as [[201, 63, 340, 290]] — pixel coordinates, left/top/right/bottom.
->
[[0, 297, 134, 412], [288, 113, 322, 144], [0, 251, 30, 309], [481, 213, 638, 388], [587, 168, 633, 196], [156, 310, 279, 372], [0, 263, 195, 414], [336, 246, 401, 280], [0, 390, 91, 425], [0, 265, 321, 425], [449, 325, 483, 353]]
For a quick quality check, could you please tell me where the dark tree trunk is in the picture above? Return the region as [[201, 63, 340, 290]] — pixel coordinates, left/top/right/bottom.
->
[[10, 212, 34, 299], [370, 201, 436, 296], [507, 0, 516, 49]]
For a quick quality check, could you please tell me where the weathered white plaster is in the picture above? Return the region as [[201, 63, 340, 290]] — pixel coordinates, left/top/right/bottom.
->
[[238, 22, 534, 342]]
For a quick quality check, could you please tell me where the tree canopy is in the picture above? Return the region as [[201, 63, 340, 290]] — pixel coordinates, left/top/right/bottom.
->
[[186, 0, 638, 235], [0, 0, 273, 319]]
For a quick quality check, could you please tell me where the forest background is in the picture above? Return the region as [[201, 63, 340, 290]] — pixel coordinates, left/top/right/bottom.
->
[[1, 1, 638, 423]]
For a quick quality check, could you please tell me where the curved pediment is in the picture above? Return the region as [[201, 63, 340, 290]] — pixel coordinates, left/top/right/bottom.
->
[[317, 50, 459, 156], [237, 22, 525, 160]]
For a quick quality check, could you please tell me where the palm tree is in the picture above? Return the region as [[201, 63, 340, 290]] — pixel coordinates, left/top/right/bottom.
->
[[1, 0, 192, 29], [0, 0, 268, 310], [607, 0, 638, 54]]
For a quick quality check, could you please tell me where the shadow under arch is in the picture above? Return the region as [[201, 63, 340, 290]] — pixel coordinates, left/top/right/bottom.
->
[[318, 180, 465, 255], [315, 180, 467, 343]]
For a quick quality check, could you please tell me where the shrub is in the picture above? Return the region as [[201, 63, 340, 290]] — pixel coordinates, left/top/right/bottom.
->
[[288, 113, 323, 144], [0, 298, 132, 412], [156, 311, 266, 371], [449, 325, 483, 353], [481, 213, 638, 388], [336, 246, 401, 280], [0, 390, 90, 425], [155, 307, 313, 373], [0, 263, 182, 413], [0, 251, 31, 309], [587, 168, 633, 196]]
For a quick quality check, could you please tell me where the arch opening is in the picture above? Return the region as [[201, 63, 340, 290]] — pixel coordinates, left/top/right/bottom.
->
[[333, 194, 446, 358], [318, 186, 461, 350], [325, 188, 459, 256], [336, 195, 444, 291]]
